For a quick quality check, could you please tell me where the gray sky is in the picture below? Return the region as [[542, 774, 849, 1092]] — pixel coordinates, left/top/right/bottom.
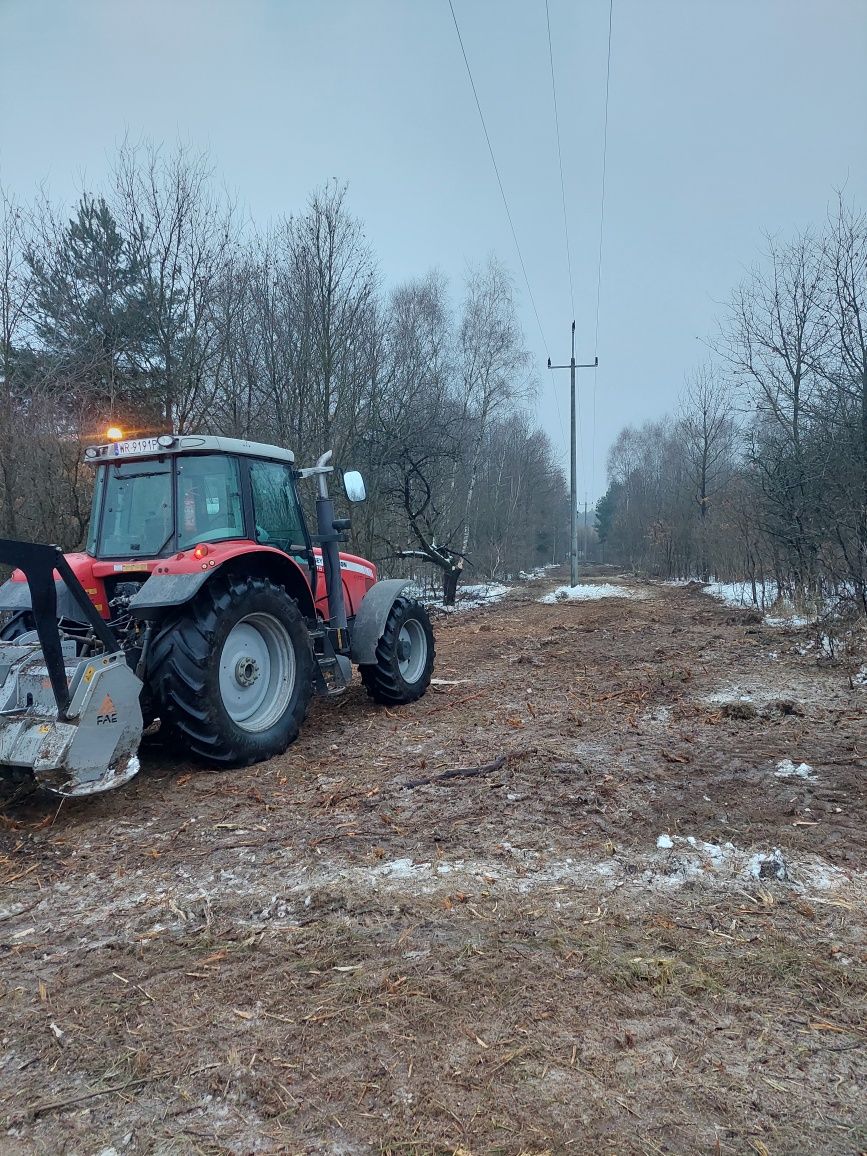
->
[[2, 0, 865, 501]]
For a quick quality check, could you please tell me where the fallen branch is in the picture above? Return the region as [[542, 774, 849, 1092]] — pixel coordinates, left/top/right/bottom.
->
[[424, 688, 488, 716], [21, 1072, 167, 1120], [403, 754, 507, 789]]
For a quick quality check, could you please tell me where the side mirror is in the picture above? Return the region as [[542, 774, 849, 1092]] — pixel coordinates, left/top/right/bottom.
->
[[343, 470, 367, 503]]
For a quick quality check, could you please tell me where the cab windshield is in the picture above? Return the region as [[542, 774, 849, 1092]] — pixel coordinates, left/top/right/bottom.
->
[[94, 454, 244, 558]]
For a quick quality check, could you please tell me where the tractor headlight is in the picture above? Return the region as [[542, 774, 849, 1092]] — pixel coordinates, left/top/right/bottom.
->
[[157, 435, 176, 448]]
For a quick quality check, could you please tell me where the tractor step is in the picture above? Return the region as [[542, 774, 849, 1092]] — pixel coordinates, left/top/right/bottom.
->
[[309, 628, 350, 697], [314, 655, 349, 697]]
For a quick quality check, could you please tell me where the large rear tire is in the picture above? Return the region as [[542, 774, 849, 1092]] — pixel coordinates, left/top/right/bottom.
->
[[0, 611, 34, 641], [359, 596, 434, 705], [148, 576, 314, 766]]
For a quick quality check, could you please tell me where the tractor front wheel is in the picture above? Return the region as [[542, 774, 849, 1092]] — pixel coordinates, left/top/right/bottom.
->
[[148, 576, 314, 766], [359, 596, 434, 705]]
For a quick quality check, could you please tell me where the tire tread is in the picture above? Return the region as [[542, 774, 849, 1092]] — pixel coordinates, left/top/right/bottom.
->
[[359, 596, 434, 705], [147, 575, 313, 765]]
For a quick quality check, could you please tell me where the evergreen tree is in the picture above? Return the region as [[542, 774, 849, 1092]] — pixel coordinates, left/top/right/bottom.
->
[[595, 484, 621, 544], [27, 195, 146, 418]]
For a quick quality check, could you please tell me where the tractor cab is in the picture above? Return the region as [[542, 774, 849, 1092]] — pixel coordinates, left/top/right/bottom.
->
[[85, 434, 309, 560]]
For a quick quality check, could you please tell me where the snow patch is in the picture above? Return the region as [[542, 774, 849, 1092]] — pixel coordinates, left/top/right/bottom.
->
[[436, 583, 512, 613], [706, 580, 768, 608], [704, 581, 815, 627], [6, 838, 860, 960], [747, 849, 788, 881], [703, 689, 754, 704], [518, 565, 556, 581], [540, 583, 645, 604], [775, 758, 817, 781], [651, 834, 848, 892], [374, 857, 423, 879], [765, 613, 815, 627]]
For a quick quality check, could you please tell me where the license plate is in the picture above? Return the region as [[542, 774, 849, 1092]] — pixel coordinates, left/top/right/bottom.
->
[[112, 437, 160, 456]]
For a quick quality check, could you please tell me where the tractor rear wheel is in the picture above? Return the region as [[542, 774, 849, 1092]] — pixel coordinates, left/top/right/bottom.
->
[[359, 596, 434, 705], [0, 611, 34, 641], [148, 576, 314, 766]]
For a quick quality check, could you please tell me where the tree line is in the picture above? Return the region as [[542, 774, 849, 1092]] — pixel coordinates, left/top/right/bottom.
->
[[0, 143, 569, 601], [597, 199, 867, 613]]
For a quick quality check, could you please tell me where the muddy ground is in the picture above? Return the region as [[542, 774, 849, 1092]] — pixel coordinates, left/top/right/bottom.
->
[[0, 573, 865, 1155]]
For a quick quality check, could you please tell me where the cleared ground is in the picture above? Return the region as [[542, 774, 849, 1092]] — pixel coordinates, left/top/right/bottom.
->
[[1, 573, 865, 1155]]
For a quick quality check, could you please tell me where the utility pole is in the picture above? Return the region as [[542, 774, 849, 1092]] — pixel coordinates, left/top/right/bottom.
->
[[548, 322, 597, 587]]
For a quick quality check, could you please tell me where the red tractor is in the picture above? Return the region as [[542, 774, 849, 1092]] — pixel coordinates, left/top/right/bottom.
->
[[0, 434, 434, 796]]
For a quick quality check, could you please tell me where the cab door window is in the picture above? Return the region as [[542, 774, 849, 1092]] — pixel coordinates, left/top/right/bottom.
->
[[176, 455, 244, 550], [249, 460, 305, 552]]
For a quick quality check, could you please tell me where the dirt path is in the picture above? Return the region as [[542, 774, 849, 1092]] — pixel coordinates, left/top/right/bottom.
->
[[1, 574, 865, 1155]]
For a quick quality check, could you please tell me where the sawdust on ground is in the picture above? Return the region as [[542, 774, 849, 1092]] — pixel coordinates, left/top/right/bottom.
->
[[1, 571, 865, 1155]]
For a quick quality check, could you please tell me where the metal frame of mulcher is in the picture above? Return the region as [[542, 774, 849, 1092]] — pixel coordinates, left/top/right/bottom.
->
[[0, 540, 121, 719]]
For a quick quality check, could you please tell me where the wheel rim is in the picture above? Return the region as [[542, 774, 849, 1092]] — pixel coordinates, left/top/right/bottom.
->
[[396, 618, 427, 684], [218, 613, 296, 732]]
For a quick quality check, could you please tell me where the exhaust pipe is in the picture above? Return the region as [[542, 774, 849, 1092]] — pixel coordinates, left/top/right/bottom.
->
[[312, 452, 349, 646]]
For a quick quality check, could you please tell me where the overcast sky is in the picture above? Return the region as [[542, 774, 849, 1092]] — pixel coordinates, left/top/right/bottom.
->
[[2, 0, 865, 500]]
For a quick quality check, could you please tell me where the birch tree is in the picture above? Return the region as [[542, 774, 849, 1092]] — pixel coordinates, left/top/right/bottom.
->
[[450, 257, 529, 600]]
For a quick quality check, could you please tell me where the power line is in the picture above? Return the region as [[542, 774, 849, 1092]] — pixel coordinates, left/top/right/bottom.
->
[[447, 0, 549, 356], [545, 0, 575, 321], [545, 1, 584, 497], [591, 0, 614, 506], [446, 0, 568, 461], [544, 0, 579, 475]]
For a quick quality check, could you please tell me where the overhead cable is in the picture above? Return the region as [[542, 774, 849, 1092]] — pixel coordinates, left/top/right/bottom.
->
[[447, 0, 569, 462], [591, 0, 614, 502], [545, 0, 575, 322], [446, 0, 550, 359]]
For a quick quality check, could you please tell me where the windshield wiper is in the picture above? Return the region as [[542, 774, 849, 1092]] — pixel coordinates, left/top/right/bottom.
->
[[112, 470, 171, 481]]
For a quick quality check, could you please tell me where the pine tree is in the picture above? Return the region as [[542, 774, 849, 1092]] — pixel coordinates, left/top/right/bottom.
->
[[27, 195, 147, 419]]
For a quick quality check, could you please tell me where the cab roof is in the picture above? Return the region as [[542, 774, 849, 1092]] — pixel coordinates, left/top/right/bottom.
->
[[84, 434, 295, 465]]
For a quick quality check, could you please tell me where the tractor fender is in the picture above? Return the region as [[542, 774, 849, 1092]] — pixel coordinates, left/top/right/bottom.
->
[[0, 574, 87, 622], [349, 579, 410, 665], [129, 551, 316, 620]]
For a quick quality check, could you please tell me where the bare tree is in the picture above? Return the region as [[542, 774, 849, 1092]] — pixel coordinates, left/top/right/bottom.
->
[[278, 183, 378, 459], [818, 199, 867, 607], [678, 364, 735, 579], [113, 141, 237, 432], [723, 231, 828, 598], [450, 257, 529, 600], [373, 272, 466, 592], [1, 151, 568, 588], [0, 188, 34, 536]]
